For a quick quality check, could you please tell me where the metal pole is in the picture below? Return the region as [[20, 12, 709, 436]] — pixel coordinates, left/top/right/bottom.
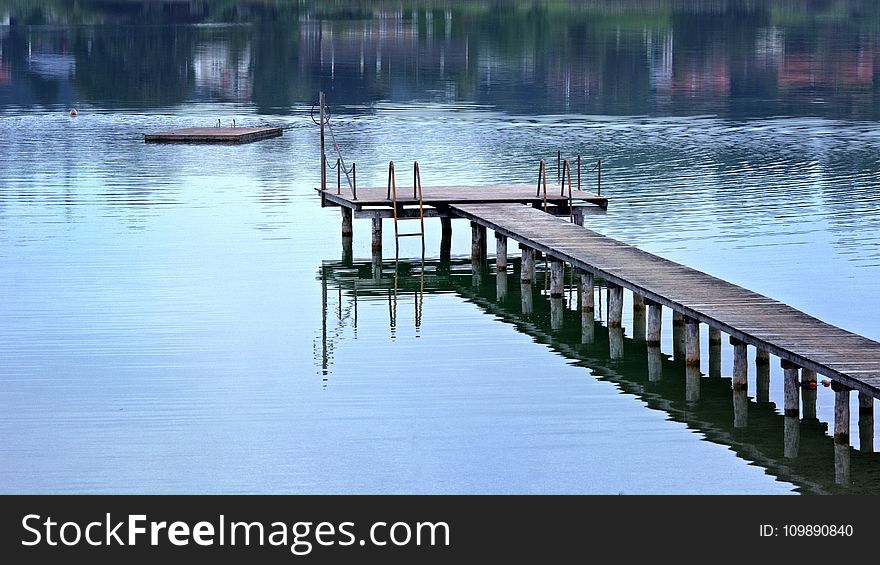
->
[[319, 91, 326, 192]]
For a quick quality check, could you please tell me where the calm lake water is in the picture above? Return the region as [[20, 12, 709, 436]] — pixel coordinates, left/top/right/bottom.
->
[[1, 1, 879, 494]]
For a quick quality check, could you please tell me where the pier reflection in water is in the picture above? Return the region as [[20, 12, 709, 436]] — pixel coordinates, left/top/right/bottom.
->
[[318, 256, 880, 495]]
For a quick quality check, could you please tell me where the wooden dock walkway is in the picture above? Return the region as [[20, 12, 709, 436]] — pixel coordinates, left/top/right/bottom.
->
[[318, 184, 607, 213], [450, 202, 880, 400], [144, 126, 282, 143]]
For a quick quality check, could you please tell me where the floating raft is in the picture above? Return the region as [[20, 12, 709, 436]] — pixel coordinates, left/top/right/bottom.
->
[[144, 127, 282, 144]]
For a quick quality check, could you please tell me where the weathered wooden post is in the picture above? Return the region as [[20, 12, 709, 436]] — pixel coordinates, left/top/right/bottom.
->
[[341, 207, 353, 238], [684, 317, 700, 366], [672, 310, 685, 362], [859, 392, 874, 453], [471, 222, 487, 262], [731, 337, 747, 390], [648, 344, 662, 382], [549, 258, 564, 299], [632, 293, 646, 341], [520, 282, 533, 316], [833, 382, 850, 445], [551, 297, 564, 331], [646, 300, 662, 346], [580, 270, 594, 344], [708, 328, 721, 379], [520, 244, 535, 284], [801, 369, 817, 420], [782, 360, 800, 418], [833, 382, 852, 484], [440, 216, 452, 261], [755, 349, 771, 403], [496, 270, 508, 302], [573, 206, 585, 226], [496, 233, 508, 272], [607, 284, 623, 328], [609, 327, 624, 360], [782, 359, 801, 459]]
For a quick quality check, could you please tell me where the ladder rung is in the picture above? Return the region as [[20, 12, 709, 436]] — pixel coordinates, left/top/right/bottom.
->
[[397, 233, 424, 237]]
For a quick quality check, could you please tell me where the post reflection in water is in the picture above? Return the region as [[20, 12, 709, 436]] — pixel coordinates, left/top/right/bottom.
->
[[316, 256, 880, 494], [784, 416, 800, 459], [496, 270, 508, 302]]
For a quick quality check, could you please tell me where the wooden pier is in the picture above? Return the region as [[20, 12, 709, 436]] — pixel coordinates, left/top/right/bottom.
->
[[451, 203, 880, 401], [312, 91, 877, 457], [144, 126, 282, 144]]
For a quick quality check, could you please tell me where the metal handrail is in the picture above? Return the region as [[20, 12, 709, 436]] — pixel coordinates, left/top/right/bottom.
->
[[560, 159, 573, 222], [413, 161, 426, 257], [535, 159, 548, 212]]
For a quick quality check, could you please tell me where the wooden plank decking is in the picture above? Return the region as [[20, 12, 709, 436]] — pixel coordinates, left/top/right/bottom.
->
[[144, 127, 282, 143], [450, 202, 880, 398], [318, 184, 608, 210]]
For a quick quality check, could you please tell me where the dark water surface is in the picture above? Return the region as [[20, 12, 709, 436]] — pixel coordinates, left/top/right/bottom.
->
[[1, 1, 879, 493]]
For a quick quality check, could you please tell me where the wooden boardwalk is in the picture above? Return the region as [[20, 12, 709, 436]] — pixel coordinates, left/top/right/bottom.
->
[[318, 184, 608, 213], [451, 203, 880, 399], [145, 126, 282, 143]]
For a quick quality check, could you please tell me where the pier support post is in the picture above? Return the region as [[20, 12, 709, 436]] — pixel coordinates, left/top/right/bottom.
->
[[708, 328, 721, 379], [833, 382, 850, 445], [471, 222, 487, 262], [646, 300, 662, 346], [632, 293, 646, 341], [496, 234, 508, 272], [520, 283, 533, 316], [801, 369, 817, 421], [858, 392, 874, 453], [371, 217, 383, 255], [549, 259, 564, 299], [684, 317, 700, 366], [440, 216, 452, 261], [573, 207, 585, 227], [580, 270, 594, 344], [607, 284, 623, 328], [672, 311, 685, 362], [833, 382, 852, 484], [520, 245, 535, 284], [341, 207, 353, 238], [782, 360, 800, 418], [755, 349, 771, 403], [730, 337, 747, 390]]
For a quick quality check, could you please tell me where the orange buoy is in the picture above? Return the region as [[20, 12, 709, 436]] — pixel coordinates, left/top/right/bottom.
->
[[69, 109, 78, 117]]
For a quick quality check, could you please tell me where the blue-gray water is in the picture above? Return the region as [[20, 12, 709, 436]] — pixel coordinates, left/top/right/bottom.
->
[[1, 2, 879, 493]]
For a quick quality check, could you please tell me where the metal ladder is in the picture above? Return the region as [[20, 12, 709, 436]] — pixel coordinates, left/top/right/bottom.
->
[[386, 161, 426, 258]]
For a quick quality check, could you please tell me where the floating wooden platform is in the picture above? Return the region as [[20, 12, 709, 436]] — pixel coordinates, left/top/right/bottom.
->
[[144, 127, 282, 144], [450, 203, 880, 398], [318, 184, 607, 216]]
